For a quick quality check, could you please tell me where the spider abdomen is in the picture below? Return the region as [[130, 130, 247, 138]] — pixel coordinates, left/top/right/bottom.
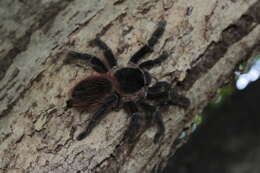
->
[[69, 75, 114, 110], [114, 68, 145, 94]]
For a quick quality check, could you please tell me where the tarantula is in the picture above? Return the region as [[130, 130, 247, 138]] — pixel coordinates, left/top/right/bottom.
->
[[65, 20, 190, 143]]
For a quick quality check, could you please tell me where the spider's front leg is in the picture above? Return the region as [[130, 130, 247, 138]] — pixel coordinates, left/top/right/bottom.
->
[[123, 101, 142, 143], [129, 20, 167, 64], [77, 92, 120, 140], [147, 81, 190, 108], [139, 51, 169, 70], [139, 102, 165, 143], [168, 89, 190, 108]]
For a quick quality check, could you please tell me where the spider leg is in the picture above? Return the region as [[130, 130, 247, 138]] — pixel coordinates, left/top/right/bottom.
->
[[123, 101, 141, 143], [167, 89, 190, 108], [65, 51, 108, 73], [129, 20, 167, 64], [65, 99, 73, 110], [147, 81, 190, 108], [139, 51, 169, 70], [139, 101, 165, 143], [89, 38, 117, 68], [77, 92, 119, 140], [147, 81, 171, 99]]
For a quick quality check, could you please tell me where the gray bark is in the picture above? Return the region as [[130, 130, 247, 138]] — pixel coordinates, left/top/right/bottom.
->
[[0, 0, 259, 172]]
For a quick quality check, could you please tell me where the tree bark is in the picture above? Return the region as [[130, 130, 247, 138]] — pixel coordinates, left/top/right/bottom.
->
[[0, 0, 259, 173]]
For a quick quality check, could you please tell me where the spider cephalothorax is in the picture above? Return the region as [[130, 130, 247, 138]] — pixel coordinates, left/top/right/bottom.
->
[[65, 20, 190, 143]]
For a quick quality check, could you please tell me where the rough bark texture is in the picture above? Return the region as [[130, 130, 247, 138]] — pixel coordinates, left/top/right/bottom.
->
[[0, 0, 259, 173]]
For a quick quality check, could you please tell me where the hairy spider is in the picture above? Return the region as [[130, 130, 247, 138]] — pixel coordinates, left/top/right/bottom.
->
[[65, 20, 190, 143]]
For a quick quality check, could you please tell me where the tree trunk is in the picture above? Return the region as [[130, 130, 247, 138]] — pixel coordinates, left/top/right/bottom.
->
[[0, 0, 259, 172]]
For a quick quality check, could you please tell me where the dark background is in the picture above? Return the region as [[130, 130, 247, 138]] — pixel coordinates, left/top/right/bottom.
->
[[163, 79, 260, 173]]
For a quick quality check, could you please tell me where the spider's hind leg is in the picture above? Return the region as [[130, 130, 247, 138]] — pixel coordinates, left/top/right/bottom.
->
[[129, 20, 167, 64], [65, 99, 73, 110], [65, 51, 108, 73], [89, 38, 117, 68], [77, 92, 119, 140]]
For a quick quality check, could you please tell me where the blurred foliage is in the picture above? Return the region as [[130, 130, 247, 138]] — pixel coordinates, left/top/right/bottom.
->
[[255, 54, 260, 60], [194, 114, 203, 126], [210, 84, 235, 107]]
